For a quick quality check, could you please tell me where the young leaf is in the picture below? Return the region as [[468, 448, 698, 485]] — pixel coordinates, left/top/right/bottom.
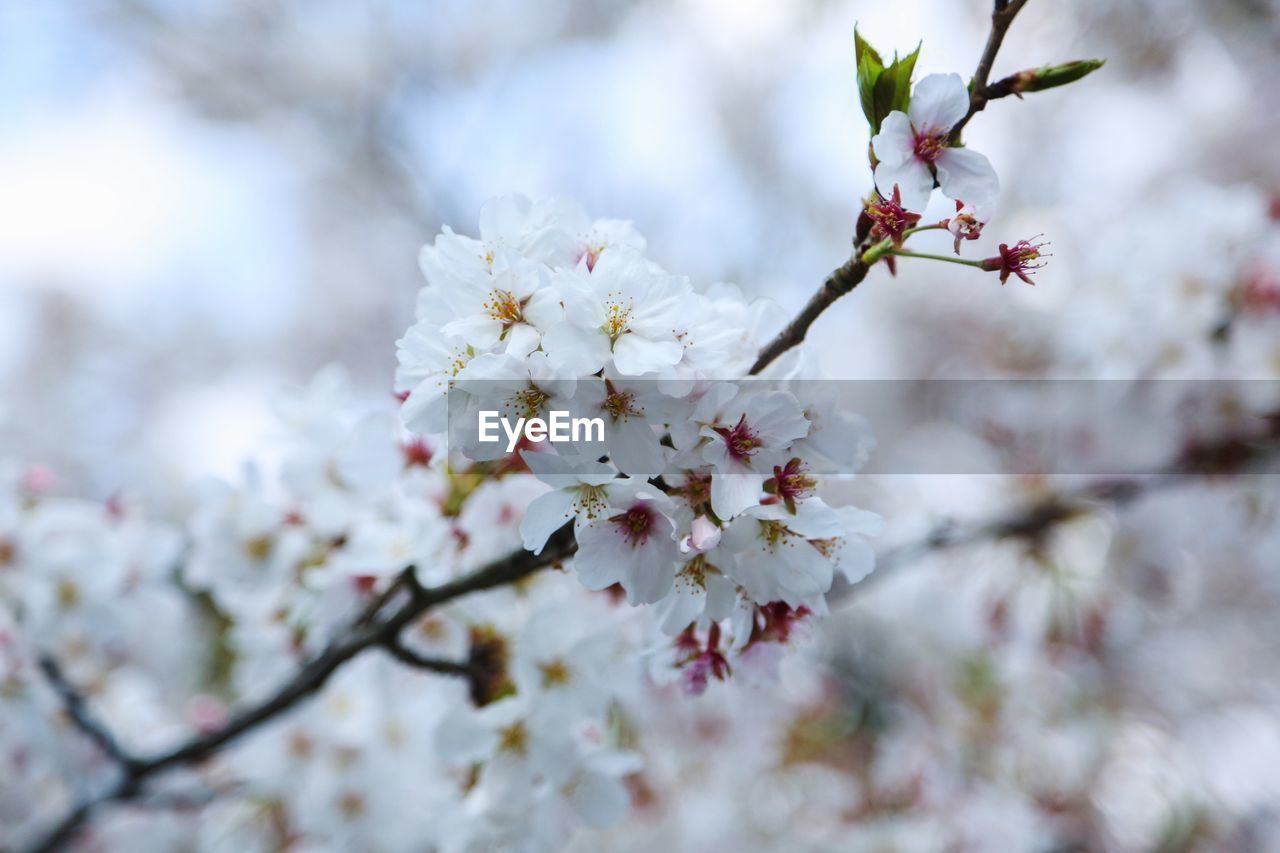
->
[[854, 26, 883, 69], [869, 43, 921, 134], [854, 27, 888, 131], [857, 51, 884, 132], [888, 42, 921, 115]]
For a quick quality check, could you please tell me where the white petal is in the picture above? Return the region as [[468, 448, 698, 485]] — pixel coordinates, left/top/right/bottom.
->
[[478, 194, 531, 243], [935, 147, 1001, 208], [503, 323, 541, 357], [573, 525, 628, 590], [626, 545, 677, 605], [836, 537, 876, 585], [729, 592, 756, 649], [710, 472, 765, 520], [522, 287, 564, 330], [401, 380, 449, 435], [435, 708, 498, 765], [611, 334, 682, 376], [519, 489, 578, 554], [607, 417, 667, 478], [441, 315, 502, 350], [874, 158, 934, 212], [870, 110, 915, 168], [570, 771, 632, 827], [658, 577, 706, 635], [908, 73, 970, 133], [542, 322, 610, 375]]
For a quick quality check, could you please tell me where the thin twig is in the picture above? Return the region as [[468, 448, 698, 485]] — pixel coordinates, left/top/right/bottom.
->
[[38, 658, 140, 772], [380, 640, 475, 677], [749, 253, 872, 375], [836, 412, 1280, 602], [25, 523, 577, 853], [950, 0, 1032, 142], [751, 2, 1032, 376]]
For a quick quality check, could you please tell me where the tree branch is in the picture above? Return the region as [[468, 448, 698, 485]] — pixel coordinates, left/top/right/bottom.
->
[[25, 523, 577, 853], [950, 0, 1032, 142], [750, 1, 1040, 376], [38, 657, 141, 773], [836, 411, 1280, 601], [380, 640, 475, 677], [749, 253, 873, 375]]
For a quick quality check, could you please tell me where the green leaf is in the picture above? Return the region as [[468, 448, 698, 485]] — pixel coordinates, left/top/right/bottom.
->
[[854, 27, 887, 131], [854, 29, 923, 135], [868, 42, 920, 134], [857, 51, 884, 132], [854, 26, 883, 69], [889, 42, 921, 114]]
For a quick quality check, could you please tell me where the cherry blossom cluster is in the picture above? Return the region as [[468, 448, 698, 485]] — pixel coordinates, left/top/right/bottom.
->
[[1, 12, 1139, 849], [396, 195, 883, 692]]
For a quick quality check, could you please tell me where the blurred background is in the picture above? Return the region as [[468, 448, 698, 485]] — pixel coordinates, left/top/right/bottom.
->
[[4, 0, 1277, 498], [6, 2, 1280, 850]]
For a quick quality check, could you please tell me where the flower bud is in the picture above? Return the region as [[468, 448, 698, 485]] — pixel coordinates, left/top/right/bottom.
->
[[1001, 59, 1105, 97]]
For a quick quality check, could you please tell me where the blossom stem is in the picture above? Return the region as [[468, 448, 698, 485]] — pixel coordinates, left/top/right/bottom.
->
[[887, 249, 986, 269]]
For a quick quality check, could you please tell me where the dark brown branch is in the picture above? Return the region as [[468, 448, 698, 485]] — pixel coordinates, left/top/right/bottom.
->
[[38, 657, 140, 772], [353, 565, 419, 629], [380, 640, 474, 677], [950, 0, 1032, 142], [749, 253, 873, 375], [25, 522, 577, 853], [837, 412, 1280, 601]]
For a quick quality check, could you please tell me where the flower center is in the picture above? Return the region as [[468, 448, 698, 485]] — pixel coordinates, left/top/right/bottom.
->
[[573, 484, 609, 521], [603, 295, 634, 341], [538, 658, 573, 687], [766, 458, 816, 507], [714, 415, 762, 461], [497, 721, 528, 755], [610, 503, 657, 547], [759, 519, 799, 550], [677, 555, 709, 591], [511, 387, 549, 419], [484, 289, 524, 324], [603, 389, 639, 421], [912, 129, 948, 163]]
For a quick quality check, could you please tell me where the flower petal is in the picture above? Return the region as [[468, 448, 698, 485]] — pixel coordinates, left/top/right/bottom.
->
[[870, 110, 915, 168], [907, 73, 970, 133], [611, 334, 682, 376], [935, 147, 1001, 208], [519, 489, 578, 554], [874, 158, 934, 212]]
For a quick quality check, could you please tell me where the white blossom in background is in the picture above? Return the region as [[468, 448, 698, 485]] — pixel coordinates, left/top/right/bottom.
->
[[6, 9, 1280, 841]]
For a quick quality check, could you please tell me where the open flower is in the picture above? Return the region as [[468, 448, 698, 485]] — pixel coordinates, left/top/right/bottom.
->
[[674, 384, 811, 519], [983, 236, 1051, 285], [871, 73, 999, 212], [518, 453, 620, 554], [943, 200, 989, 255], [541, 248, 691, 377], [572, 483, 680, 604]]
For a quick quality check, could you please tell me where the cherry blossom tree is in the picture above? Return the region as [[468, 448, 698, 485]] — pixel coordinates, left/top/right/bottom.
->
[[6, 1, 1280, 851]]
